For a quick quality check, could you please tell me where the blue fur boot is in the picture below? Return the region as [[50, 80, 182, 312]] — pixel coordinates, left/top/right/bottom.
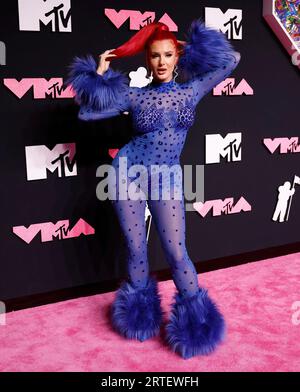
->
[[165, 287, 226, 359], [110, 275, 164, 342]]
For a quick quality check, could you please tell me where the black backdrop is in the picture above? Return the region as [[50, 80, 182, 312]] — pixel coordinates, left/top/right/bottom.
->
[[0, 0, 299, 304]]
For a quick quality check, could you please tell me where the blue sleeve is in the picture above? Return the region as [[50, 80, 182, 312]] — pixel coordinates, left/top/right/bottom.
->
[[178, 18, 241, 105], [64, 54, 131, 121]]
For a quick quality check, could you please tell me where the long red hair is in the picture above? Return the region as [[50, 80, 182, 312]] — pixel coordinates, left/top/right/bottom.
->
[[106, 22, 183, 60]]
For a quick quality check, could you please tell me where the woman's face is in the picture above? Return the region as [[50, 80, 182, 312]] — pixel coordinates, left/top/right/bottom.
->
[[147, 39, 179, 83]]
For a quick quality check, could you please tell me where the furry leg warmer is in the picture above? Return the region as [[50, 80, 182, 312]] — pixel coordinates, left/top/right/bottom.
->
[[165, 287, 226, 359], [110, 276, 164, 342]]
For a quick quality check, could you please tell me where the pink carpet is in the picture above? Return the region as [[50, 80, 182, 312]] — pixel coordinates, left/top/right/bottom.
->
[[0, 252, 300, 372]]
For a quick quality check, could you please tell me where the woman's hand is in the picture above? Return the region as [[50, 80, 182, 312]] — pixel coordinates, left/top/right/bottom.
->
[[96, 49, 117, 75]]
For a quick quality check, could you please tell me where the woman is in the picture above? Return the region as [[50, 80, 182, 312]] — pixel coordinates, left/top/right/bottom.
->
[[66, 17, 241, 359]]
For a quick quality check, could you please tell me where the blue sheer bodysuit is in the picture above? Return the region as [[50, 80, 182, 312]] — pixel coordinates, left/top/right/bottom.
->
[[66, 19, 241, 297]]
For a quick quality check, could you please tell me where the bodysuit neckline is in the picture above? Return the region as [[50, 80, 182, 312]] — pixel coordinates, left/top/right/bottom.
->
[[148, 78, 177, 91]]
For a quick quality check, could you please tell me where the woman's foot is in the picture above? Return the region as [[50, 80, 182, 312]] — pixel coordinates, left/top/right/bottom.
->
[[110, 276, 164, 342], [165, 287, 226, 359]]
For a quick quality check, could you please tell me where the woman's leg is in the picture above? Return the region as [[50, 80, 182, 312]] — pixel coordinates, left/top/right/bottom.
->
[[107, 154, 150, 289], [108, 167, 163, 342], [111, 197, 149, 289], [147, 187, 200, 298], [147, 184, 225, 358]]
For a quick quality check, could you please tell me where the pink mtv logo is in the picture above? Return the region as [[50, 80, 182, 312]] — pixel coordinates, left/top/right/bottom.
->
[[104, 8, 178, 31], [264, 137, 300, 154], [4, 78, 73, 99], [13, 218, 95, 243], [193, 197, 251, 217], [213, 78, 253, 95]]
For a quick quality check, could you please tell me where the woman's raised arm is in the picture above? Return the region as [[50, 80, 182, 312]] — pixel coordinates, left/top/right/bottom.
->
[[64, 50, 132, 121], [178, 18, 241, 105]]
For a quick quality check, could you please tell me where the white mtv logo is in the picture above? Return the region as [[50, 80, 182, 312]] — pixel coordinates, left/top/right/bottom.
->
[[205, 133, 242, 164], [18, 0, 71, 32], [25, 143, 77, 180], [205, 7, 242, 40]]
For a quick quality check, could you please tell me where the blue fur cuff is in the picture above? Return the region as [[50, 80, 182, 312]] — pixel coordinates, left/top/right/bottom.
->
[[64, 54, 129, 111], [178, 17, 235, 80]]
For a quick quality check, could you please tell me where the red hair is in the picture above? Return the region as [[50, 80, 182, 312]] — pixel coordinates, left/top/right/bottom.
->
[[106, 22, 183, 60]]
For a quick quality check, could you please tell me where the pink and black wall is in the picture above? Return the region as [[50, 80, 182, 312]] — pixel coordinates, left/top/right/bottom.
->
[[0, 0, 299, 310]]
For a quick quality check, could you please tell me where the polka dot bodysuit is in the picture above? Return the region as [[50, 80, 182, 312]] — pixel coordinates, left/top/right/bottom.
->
[[66, 19, 241, 297]]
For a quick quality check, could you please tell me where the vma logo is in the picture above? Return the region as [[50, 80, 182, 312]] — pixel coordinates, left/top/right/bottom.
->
[[264, 137, 300, 154], [25, 143, 77, 181], [105, 8, 177, 31], [213, 78, 253, 96], [18, 0, 71, 32], [193, 197, 251, 217], [13, 219, 95, 243], [205, 133, 242, 164], [205, 7, 242, 39], [4, 78, 73, 99]]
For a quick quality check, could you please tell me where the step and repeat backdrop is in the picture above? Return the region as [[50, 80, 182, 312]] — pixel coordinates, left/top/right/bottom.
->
[[0, 0, 299, 302]]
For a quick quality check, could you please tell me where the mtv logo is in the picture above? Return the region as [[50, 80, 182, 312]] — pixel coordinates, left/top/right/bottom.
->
[[263, 0, 300, 69], [4, 78, 73, 99], [263, 137, 300, 154], [193, 197, 251, 217], [205, 133, 242, 164], [18, 0, 71, 32], [213, 78, 253, 96], [25, 143, 77, 180], [13, 218, 95, 243], [205, 7, 242, 39], [104, 8, 177, 31]]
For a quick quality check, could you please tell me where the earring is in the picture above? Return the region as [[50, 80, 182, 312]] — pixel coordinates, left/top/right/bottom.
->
[[173, 65, 179, 82], [147, 69, 153, 81]]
